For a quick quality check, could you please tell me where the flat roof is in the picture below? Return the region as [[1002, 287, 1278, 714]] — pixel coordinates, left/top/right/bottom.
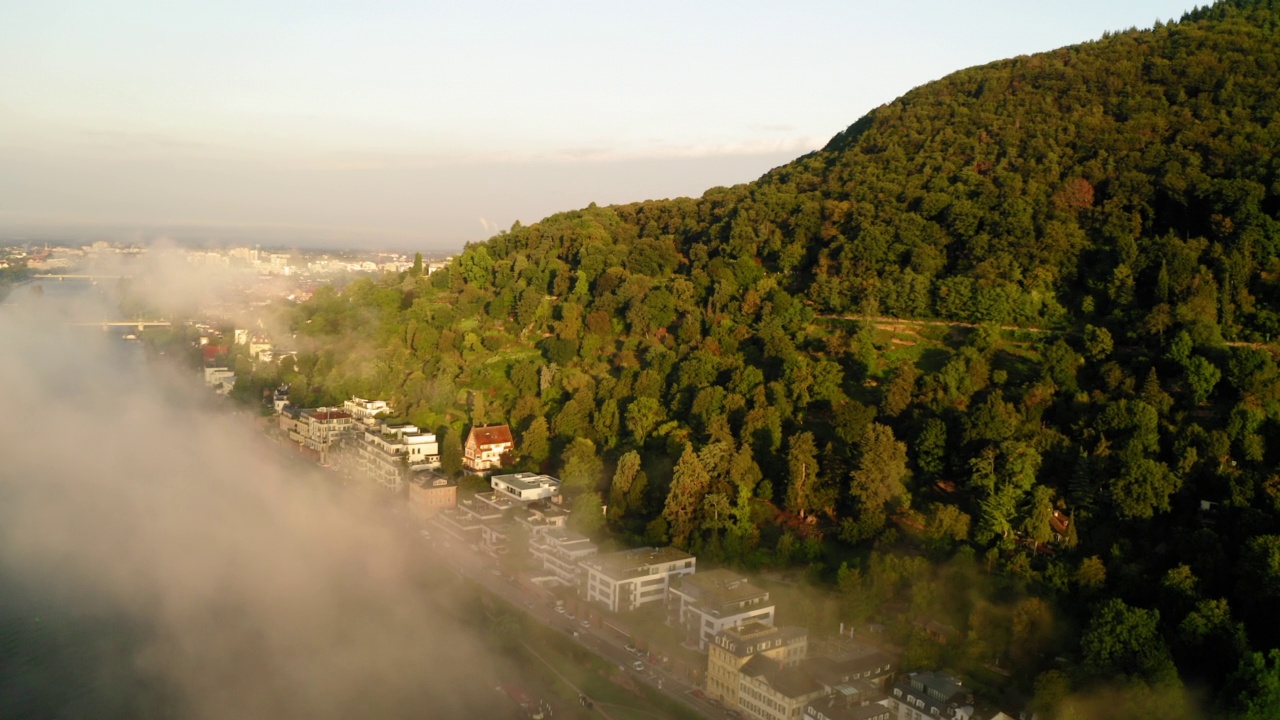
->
[[581, 546, 694, 580], [491, 472, 560, 492], [674, 568, 769, 605]]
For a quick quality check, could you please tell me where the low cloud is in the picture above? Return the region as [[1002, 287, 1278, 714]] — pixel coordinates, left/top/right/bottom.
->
[[0, 283, 511, 719]]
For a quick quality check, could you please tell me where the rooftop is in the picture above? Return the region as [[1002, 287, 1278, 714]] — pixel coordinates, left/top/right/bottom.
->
[[492, 472, 560, 493], [716, 623, 809, 658], [469, 424, 514, 446], [302, 408, 352, 421], [742, 655, 824, 699], [409, 473, 456, 489], [673, 568, 769, 606], [805, 696, 893, 720], [804, 645, 895, 685], [580, 546, 694, 580], [896, 671, 967, 706]]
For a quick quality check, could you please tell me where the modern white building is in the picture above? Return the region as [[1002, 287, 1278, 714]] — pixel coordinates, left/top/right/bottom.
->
[[491, 472, 561, 502], [202, 367, 236, 395], [529, 528, 598, 587], [580, 546, 696, 613], [343, 397, 391, 425], [668, 569, 776, 651], [436, 473, 566, 557], [356, 422, 440, 491]]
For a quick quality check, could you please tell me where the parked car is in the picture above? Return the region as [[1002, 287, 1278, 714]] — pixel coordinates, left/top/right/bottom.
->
[[624, 643, 637, 654], [580, 619, 590, 628], [632, 661, 645, 672]]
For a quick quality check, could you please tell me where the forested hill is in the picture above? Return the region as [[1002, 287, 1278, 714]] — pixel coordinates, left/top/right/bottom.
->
[[262, 1, 1280, 716], [482, 0, 1280, 340]]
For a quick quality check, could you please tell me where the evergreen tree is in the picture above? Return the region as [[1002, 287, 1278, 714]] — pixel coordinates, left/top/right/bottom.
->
[[663, 443, 712, 547]]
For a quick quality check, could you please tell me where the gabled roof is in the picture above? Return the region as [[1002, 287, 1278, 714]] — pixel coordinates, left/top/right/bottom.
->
[[469, 424, 514, 446]]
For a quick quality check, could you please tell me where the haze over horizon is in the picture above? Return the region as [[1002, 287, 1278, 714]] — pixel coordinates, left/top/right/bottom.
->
[[1, 1, 1199, 252]]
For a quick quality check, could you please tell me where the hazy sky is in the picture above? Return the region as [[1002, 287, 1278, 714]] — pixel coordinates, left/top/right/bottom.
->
[[0, 1, 1199, 251]]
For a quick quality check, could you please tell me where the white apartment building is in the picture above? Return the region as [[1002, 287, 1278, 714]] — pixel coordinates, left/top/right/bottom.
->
[[491, 472, 561, 502], [356, 422, 440, 491], [529, 528, 598, 587], [343, 397, 391, 425], [668, 569, 776, 651], [580, 546, 696, 613]]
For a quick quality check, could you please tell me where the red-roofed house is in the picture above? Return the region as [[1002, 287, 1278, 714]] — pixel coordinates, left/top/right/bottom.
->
[[464, 424, 514, 472]]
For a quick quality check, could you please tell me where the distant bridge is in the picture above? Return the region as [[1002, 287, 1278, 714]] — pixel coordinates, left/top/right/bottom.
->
[[69, 320, 172, 330], [31, 274, 131, 281]]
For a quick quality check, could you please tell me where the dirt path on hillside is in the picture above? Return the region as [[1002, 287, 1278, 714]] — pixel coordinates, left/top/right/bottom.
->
[[816, 314, 1280, 352]]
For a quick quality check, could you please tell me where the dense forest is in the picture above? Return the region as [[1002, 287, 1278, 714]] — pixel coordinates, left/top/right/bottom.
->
[[237, 1, 1280, 716]]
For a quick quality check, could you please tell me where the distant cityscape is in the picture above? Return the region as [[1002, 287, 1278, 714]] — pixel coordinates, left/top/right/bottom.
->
[[3, 240, 452, 279]]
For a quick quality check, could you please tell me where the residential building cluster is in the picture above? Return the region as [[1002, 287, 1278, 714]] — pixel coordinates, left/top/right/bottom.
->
[[259, 392, 1021, 720]]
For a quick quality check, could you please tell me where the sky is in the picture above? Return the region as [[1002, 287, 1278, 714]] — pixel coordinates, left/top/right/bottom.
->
[[0, 0, 1201, 252]]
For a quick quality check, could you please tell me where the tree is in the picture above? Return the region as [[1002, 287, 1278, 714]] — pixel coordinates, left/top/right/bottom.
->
[[915, 418, 948, 478], [570, 492, 605, 536], [1184, 355, 1221, 405], [593, 398, 620, 448], [521, 416, 550, 466], [849, 423, 910, 513], [560, 437, 602, 493], [662, 443, 711, 547], [785, 431, 822, 517], [1109, 452, 1179, 519], [922, 503, 970, 554], [441, 429, 464, 476], [1223, 650, 1280, 720], [1031, 670, 1071, 718], [881, 361, 920, 417], [607, 450, 642, 521], [1083, 324, 1113, 361], [1080, 599, 1177, 684], [1011, 597, 1055, 666], [1021, 486, 1056, 546], [625, 397, 666, 445], [410, 252, 424, 277], [1076, 556, 1107, 591], [728, 441, 762, 494], [1176, 598, 1247, 686]]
